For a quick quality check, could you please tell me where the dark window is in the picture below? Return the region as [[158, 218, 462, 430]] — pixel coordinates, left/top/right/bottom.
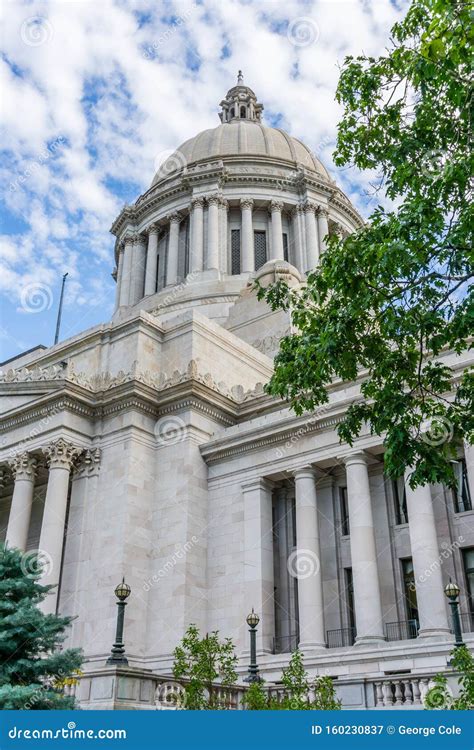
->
[[452, 459, 472, 513], [231, 229, 241, 275], [155, 255, 160, 292], [290, 497, 297, 548], [401, 558, 418, 623], [340, 487, 349, 536], [183, 218, 189, 278], [230, 107, 235, 118], [282, 232, 289, 262], [393, 477, 408, 525], [240, 106, 246, 118], [463, 548, 474, 614], [345, 568, 355, 630], [254, 230, 267, 270]]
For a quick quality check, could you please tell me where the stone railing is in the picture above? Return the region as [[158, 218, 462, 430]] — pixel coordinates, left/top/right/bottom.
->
[[372, 674, 443, 708]]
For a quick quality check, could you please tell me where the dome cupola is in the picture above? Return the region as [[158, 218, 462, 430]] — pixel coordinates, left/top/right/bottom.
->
[[219, 71, 263, 123]]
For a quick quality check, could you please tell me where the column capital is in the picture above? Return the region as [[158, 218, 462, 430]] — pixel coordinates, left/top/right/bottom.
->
[[303, 201, 317, 214], [74, 448, 102, 478], [147, 223, 160, 236], [293, 466, 316, 480], [240, 198, 254, 210], [43, 438, 83, 470], [167, 212, 182, 224], [291, 204, 304, 217], [218, 196, 229, 210], [8, 452, 38, 481], [123, 234, 134, 247], [206, 193, 220, 206], [340, 450, 369, 467], [317, 205, 329, 218], [270, 200, 284, 213], [241, 476, 275, 493], [191, 196, 205, 209]]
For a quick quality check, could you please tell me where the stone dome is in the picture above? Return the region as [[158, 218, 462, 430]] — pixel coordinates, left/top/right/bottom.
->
[[152, 121, 329, 186]]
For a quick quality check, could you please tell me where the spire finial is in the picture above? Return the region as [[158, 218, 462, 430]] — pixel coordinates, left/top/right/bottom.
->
[[237, 70, 243, 85]]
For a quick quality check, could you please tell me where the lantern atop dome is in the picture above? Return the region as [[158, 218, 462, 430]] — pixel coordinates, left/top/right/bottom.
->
[[219, 71, 264, 124]]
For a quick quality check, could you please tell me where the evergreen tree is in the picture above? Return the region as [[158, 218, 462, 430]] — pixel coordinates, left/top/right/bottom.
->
[[0, 543, 83, 709]]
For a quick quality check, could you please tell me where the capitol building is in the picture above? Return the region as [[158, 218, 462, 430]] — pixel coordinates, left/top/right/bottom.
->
[[1, 75, 473, 710]]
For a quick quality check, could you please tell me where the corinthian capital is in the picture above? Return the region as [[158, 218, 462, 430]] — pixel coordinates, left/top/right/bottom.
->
[[8, 452, 38, 481], [206, 193, 220, 206], [240, 198, 254, 210], [74, 448, 102, 478], [270, 200, 284, 213], [317, 205, 329, 218], [43, 438, 83, 470], [191, 196, 204, 209], [303, 201, 317, 214], [167, 212, 182, 224]]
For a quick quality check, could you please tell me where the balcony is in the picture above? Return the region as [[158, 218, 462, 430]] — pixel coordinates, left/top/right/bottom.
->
[[326, 627, 356, 648], [385, 619, 418, 641]]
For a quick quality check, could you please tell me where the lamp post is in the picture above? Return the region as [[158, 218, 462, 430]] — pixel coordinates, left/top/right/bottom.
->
[[444, 580, 464, 648], [107, 578, 131, 665], [245, 609, 261, 683]]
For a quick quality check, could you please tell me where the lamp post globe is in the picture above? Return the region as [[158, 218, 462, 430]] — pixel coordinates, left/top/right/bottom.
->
[[444, 579, 464, 648], [107, 578, 131, 665], [245, 609, 261, 684]]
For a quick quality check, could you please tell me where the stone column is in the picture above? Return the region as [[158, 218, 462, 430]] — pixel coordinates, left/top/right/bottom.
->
[[39, 438, 83, 614], [144, 225, 159, 296], [129, 234, 146, 305], [463, 441, 474, 499], [119, 236, 133, 307], [317, 206, 329, 256], [114, 246, 124, 311], [240, 198, 255, 273], [304, 202, 318, 271], [344, 452, 385, 643], [270, 201, 285, 261], [206, 194, 220, 271], [275, 488, 291, 643], [294, 467, 326, 650], [404, 473, 450, 638], [291, 206, 304, 272], [6, 453, 37, 551], [189, 198, 204, 274], [242, 477, 274, 652], [218, 197, 229, 273], [166, 213, 181, 285]]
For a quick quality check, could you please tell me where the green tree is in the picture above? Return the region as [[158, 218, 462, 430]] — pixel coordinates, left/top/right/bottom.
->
[[243, 651, 341, 710], [259, 0, 473, 488], [0, 544, 83, 709], [172, 624, 238, 709], [424, 645, 474, 710]]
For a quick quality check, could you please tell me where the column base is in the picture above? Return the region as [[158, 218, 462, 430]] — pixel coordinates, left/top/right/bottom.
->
[[298, 640, 327, 653], [417, 628, 452, 641], [354, 635, 386, 647], [187, 269, 221, 283]]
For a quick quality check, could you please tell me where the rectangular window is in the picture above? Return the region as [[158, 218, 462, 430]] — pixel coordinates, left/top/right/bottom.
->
[[452, 459, 472, 513], [282, 232, 289, 262], [462, 548, 474, 615], [155, 255, 160, 293], [254, 230, 267, 270], [231, 229, 241, 275], [345, 568, 355, 630], [340, 487, 349, 536], [183, 218, 189, 278], [290, 497, 297, 548], [401, 558, 418, 624], [393, 477, 408, 525]]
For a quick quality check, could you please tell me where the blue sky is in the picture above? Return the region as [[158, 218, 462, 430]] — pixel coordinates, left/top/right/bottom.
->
[[0, 0, 408, 363]]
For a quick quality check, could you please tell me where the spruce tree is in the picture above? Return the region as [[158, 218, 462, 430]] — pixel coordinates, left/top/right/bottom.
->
[[0, 543, 83, 709]]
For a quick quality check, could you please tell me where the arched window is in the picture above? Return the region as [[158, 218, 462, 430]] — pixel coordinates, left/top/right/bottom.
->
[[240, 106, 246, 119]]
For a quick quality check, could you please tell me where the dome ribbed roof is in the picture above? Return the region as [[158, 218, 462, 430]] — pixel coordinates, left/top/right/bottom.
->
[[151, 121, 329, 186]]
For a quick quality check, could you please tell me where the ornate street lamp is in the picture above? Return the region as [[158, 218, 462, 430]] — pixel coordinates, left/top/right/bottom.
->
[[244, 608, 261, 683], [107, 578, 131, 665], [445, 579, 464, 648]]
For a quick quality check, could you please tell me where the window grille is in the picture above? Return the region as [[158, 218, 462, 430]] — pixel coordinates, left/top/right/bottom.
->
[[254, 230, 267, 270], [231, 229, 241, 275]]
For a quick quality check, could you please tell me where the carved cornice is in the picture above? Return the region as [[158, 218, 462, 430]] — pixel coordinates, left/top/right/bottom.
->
[[8, 452, 38, 481], [43, 438, 83, 470]]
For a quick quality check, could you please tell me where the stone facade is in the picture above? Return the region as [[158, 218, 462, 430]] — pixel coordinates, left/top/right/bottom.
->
[[1, 76, 473, 709]]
